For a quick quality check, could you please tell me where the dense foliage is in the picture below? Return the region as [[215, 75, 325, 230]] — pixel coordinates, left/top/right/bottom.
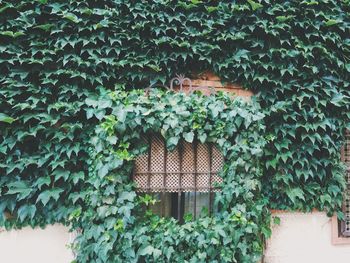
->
[[74, 89, 268, 262], [1, 0, 350, 262]]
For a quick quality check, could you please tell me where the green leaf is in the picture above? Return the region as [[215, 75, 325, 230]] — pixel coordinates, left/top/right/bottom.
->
[[261, 226, 272, 239], [206, 6, 218, 13], [18, 205, 36, 222], [147, 65, 161, 72], [34, 24, 54, 31], [273, 216, 281, 225], [320, 194, 332, 204], [330, 93, 345, 107], [198, 133, 207, 144], [34, 177, 51, 189], [7, 181, 32, 200], [63, 13, 79, 23], [247, 0, 263, 11], [325, 19, 341, 27], [138, 245, 161, 257], [0, 5, 10, 14], [286, 188, 305, 204], [183, 131, 194, 143], [0, 31, 25, 38], [167, 136, 179, 148], [37, 188, 64, 206], [0, 113, 16, 124], [139, 245, 154, 256], [276, 16, 293, 22], [118, 191, 136, 202], [302, 1, 319, 5]]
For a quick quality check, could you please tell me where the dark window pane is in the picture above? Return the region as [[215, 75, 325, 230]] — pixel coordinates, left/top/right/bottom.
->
[[184, 192, 210, 219], [144, 192, 212, 221]]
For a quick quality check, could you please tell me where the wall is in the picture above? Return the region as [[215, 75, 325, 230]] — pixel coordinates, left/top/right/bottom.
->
[[265, 211, 350, 263], [0, 224, 74, 263], [1, 212, 350, 263]]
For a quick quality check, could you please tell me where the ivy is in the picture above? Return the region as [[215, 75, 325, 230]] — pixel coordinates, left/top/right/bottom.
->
[[76, 89, 268, 262], [0, 0, 350, 262]]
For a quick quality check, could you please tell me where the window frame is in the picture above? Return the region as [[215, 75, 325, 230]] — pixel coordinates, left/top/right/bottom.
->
[[331, 215, 350, 245], [133, 134, 223, 221], [332, 130, 350, 245]]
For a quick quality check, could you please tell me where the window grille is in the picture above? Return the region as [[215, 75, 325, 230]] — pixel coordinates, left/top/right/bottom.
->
[[341, 130, 350, 237], [133, 134, 224, 220]]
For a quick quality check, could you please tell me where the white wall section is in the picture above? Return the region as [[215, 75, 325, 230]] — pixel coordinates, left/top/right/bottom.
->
[[0, 224, 74, 263], [265, 211, 350, 263]]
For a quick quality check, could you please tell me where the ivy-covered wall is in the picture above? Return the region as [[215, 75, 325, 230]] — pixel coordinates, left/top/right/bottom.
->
[[0, 0, 350, 262]]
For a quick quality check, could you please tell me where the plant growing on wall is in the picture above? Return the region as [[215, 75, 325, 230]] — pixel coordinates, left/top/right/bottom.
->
[[1, 0, 350, 262], [74, 88, 268, 262]]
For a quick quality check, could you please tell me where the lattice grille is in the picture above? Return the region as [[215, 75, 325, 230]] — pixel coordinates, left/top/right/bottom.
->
[[133, 134, 223, 192], [343, 131, 350, 166], [341, 131, 350, 236]]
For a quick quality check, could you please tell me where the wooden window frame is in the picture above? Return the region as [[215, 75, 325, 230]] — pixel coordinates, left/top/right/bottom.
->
[[331, 215, 350, 245], [133, 134, 223, 221], [332, 130, 350, 245]]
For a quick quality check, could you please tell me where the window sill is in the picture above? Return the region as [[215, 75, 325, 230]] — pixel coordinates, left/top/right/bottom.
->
[[331, 215, 350, 245]]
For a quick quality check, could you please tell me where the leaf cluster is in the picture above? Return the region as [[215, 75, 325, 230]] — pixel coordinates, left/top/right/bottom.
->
[[1, 0, 350, 261], [78, 89, 268, 262]]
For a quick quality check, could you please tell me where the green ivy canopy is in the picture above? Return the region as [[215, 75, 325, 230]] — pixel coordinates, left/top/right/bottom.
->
[[0, 0, 350, 262], [77, 89, 268, 262]]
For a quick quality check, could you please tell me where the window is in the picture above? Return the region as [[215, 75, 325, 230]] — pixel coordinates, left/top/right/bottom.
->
[[332, 130, 350, 244], [340, 132, 350, 236], [133, 134, 224, 222]]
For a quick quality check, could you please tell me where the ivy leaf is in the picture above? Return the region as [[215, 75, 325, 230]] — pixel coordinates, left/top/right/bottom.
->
[[247, 0, 263, 11], [325, 19, 341, 27], [138, 245, 161, 257], [206, 6, 218, 13], [0, 31, 25, 38], [0, 113, 16, 124], [198, 133, 207, 144], [276, 16, 293, 22], [53, 169, 70, 182], [183, 132, 194, 143], [261, 226, 272, 239], [167, 136, 179, 148], [320, 194, 332, 204], [34, 24, 54, 31], [7, 181, 32, 200], [328, 185, 340, 196], [37, 188, 64, 206], [63, 13, 79, 23], [273, 216, 281, 225], [18, 205, 36, 222], [147, 65, 162, 72], [330, 93, 345, 107], [0, 5, 10, 14], [345, 64, 350, 73], [139, 245, 154, 256], [286, 188, 305, 204], [301, 1, 319, 5], [118, 191, 136, 203], [34, 177, 51, 189]]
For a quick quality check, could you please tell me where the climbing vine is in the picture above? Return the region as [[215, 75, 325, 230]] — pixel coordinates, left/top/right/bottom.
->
[[0, 0, 350, 262], [75, 89, 268, 262]]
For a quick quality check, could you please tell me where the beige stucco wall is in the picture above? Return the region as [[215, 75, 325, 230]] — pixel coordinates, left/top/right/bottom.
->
[[0, 224, 74, 263], [1, 212, 350, 263], [265, 211, 350, 263]]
